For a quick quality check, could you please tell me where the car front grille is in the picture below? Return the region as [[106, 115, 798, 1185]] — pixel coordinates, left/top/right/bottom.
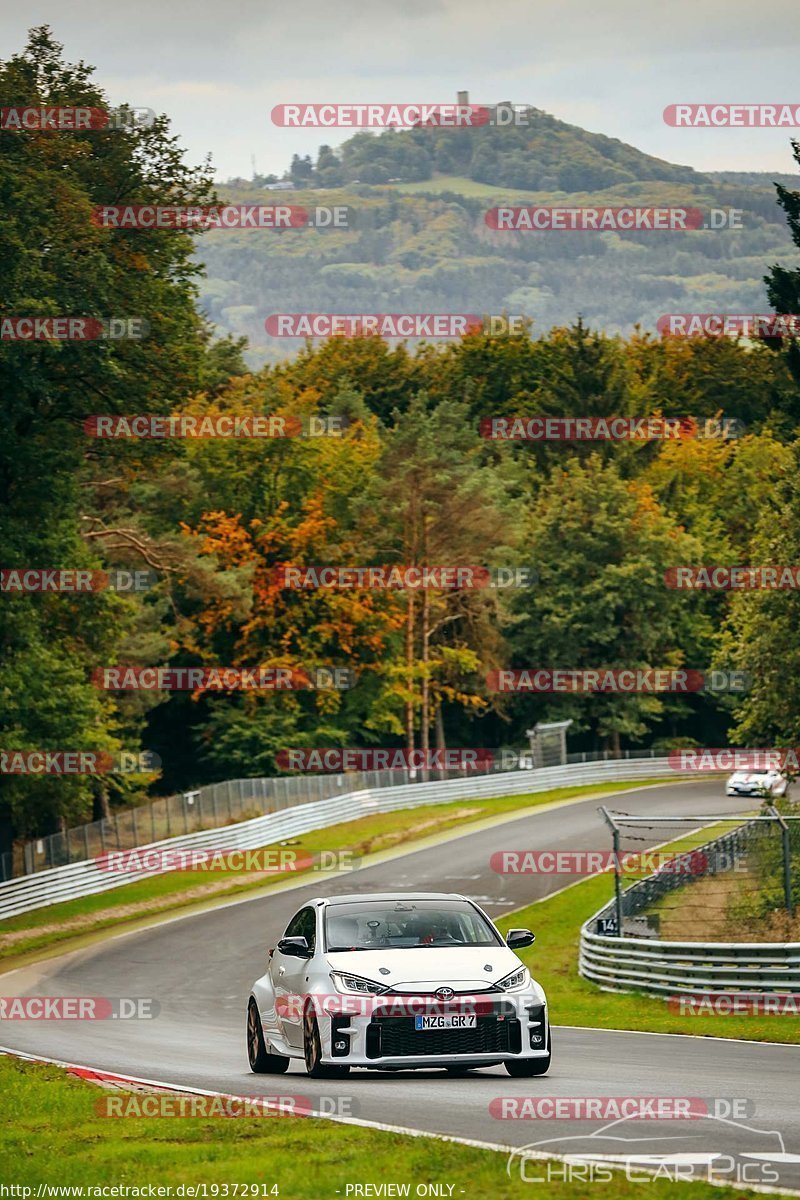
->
[[366, 1015, 521, 1059]]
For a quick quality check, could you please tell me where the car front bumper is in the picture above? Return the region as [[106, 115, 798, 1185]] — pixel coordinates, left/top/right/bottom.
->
[[316, 993, 549, 1067]]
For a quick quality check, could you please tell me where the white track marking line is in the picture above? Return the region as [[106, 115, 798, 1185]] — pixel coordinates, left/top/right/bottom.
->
[[552, 1024, 800, 1049]]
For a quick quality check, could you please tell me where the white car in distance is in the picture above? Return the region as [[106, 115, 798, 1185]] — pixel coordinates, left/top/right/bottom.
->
[[725, 768, 788, 799]]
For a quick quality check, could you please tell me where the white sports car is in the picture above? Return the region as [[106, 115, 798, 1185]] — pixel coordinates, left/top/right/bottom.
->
[[247, 891, 550, 1077], [725, 768, 788, 798]]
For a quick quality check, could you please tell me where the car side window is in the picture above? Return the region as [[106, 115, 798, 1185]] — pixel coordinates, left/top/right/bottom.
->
[[283, 908, 306, 939], [298, 908, 317, 953], [283, 906, 316, 953]]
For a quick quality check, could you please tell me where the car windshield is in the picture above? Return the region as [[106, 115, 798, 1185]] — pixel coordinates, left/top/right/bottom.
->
[[325, 900, 501, 951]]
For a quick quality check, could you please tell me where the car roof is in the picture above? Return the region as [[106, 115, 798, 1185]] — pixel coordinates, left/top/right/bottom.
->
[[311, 892, 468, 906]]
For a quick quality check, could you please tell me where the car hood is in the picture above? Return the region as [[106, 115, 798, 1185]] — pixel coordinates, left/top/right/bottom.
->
[[729, 772, 775, 785], [326, 945, 526, 990]]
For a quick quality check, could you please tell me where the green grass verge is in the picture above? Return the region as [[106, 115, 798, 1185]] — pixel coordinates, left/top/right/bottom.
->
[[498, 821, 800, 1044], [0, 1055, 771, 1199], [0, 780, 674, 967]]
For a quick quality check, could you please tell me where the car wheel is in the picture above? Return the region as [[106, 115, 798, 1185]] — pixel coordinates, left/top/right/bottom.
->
[[303, 1006, 350, 1078], [505, 1051, 551, 1077], [247, 999, 290, 1073]]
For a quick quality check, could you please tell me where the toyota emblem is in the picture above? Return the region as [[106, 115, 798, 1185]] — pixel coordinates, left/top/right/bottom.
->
[[435, 986, 455, 1001]]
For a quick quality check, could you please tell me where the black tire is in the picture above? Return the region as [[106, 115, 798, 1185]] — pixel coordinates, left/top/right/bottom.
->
[[247, 999, 290, 1074], [303, 1006, 350, 1078], [505, 1051, 551, 1077]]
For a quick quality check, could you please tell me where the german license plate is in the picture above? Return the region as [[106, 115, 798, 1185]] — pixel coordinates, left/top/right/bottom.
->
[[414, 1013, 477, 1030]]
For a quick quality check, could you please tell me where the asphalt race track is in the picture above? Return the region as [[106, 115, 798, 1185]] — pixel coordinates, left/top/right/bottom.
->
[[3, 780, 800, 1192]]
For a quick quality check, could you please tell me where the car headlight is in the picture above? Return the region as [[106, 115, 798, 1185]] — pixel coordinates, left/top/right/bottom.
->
[[330, 971, 386, 995], [496, 966, 530, 991]]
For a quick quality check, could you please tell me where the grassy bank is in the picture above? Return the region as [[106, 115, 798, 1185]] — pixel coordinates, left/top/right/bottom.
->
[[0, 1055, 771, 1199]]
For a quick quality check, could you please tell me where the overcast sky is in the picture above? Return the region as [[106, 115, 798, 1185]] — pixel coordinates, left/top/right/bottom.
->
[[3, 0, 800, 180]]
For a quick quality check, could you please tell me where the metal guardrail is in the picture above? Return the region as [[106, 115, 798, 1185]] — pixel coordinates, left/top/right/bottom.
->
[[0, 756, 676, 922], [580, 820, 800, 996]]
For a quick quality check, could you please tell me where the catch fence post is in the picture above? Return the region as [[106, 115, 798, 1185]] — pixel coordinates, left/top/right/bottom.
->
[[599, 806, 624, 937], [766, 805, 794, 918]]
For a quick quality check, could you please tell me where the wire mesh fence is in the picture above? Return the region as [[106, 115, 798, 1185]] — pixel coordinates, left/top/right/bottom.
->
[[595, 803, 800, 941], [8, 771, 401, 878]]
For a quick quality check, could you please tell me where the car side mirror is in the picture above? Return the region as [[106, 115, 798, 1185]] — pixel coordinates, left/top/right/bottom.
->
[[506, 928, 535, 949], [277, 935, 312, 958]]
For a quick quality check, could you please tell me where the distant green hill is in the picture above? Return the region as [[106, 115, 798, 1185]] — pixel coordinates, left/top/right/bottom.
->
[[200, 109, 796, 365], [278, 105, 704, 192]]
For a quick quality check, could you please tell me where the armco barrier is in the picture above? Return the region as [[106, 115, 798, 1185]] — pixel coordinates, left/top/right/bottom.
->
[[580, 821, 800, 996], [0, 757, 676, 922], [580, 932, 800, 995]]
